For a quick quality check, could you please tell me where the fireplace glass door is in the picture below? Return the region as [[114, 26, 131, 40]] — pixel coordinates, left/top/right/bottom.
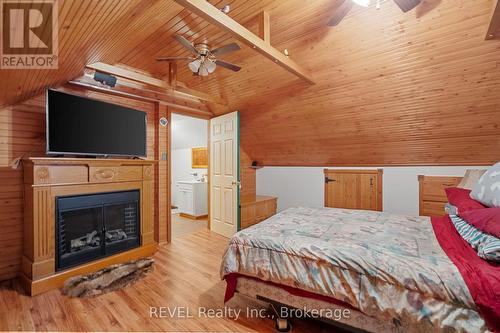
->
[[104, 202, 140, 255], [58, 206, 103, 269], [56, 190, 140, 271]]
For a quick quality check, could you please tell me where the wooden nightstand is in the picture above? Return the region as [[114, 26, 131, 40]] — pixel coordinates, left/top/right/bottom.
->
[[240, 195, 277, 229], [418, 175, 463, 217]]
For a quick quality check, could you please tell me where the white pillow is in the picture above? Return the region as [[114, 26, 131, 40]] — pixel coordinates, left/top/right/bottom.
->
[[457, 169, 486, 190], [470, 162, 500, 207]]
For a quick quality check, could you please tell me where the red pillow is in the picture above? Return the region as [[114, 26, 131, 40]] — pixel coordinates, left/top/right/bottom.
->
[[445, 187, 486, 213], [459, 208, 500, 238]]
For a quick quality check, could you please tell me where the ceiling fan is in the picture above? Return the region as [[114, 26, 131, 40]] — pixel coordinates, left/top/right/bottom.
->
[[328, 0, 422, 26], [156, 35, 242, 76]]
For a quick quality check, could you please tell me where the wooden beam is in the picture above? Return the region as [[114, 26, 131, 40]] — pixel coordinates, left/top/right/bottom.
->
[[68, 76, 213, 117], [86, 62, 228, 105], [174, 0, 315, 84], [87, 62, 169, 88], [485, 0, 500, 40], [257, 11, 270, 44], [169, 62, 177, 87]]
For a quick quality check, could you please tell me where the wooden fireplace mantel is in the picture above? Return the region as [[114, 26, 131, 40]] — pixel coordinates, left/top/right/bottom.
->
[[21, 157, 158, 295]]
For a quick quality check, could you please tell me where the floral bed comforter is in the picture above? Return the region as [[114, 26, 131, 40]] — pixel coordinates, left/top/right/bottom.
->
[[220, 207, 487, 332]]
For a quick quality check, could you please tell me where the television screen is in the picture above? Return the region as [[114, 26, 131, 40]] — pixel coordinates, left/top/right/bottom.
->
[[47, 89, 147, 157]]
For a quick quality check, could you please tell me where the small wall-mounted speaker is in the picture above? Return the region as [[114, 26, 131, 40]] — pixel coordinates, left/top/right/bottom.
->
[[93, 71, 117, 87]]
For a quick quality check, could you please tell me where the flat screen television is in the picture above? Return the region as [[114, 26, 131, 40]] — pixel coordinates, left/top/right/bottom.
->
[[46, 89, 147, 157]]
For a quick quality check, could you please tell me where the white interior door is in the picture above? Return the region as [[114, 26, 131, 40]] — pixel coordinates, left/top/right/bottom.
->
[[210, 111, 239, 237]]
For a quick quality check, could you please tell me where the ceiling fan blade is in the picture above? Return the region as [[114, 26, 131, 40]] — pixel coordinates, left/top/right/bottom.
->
[[173, 35, 199, 55], [327, 0, 354, 27], [393, 0, 422, 12], [211, 43, 241, 57], [156, 56, 195, 61], [215, 60, 241, 72]]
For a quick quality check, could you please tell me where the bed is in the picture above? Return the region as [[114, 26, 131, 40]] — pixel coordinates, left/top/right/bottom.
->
[[220, 207, 499, 333]]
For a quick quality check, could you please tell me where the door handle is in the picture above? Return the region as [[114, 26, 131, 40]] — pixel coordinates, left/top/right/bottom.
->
[[232, 180, 242, 189], [325, 177, 336, 184]]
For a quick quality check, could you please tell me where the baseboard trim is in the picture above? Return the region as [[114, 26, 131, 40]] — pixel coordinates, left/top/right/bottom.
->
[[179, 213, 208, 220]]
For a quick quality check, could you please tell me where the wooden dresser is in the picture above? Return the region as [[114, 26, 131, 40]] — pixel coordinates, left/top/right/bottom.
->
[[240, 195, 277, 229], [418, 175, 463, 217]]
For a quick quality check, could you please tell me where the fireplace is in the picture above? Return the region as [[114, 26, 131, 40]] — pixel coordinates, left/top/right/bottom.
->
[[56, 190, 141, 271]]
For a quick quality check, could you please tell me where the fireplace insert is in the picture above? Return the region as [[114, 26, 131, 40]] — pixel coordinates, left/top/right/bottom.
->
[[56, 190, 140, 271]]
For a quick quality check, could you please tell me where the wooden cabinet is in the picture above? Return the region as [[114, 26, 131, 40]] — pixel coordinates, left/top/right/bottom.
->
[[418, 175, 462, 217], [324, 169, 383, 211], [240, 195, 277, 229], [177, 181, 208, 219]]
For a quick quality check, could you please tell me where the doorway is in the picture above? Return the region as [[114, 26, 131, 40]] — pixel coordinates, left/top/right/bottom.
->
[[170, 113, 209, 238]]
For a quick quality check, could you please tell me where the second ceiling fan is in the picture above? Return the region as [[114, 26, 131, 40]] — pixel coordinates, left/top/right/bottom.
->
[[328, 0, 422, 26], [157, 35, 242, 76]]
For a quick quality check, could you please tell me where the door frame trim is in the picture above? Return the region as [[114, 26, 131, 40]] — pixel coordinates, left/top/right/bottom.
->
[[167, 110, 211, 243]]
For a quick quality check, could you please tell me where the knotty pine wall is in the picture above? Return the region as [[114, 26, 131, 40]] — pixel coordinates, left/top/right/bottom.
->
[[240, 147, 256, 198], [0, 87, 168, 281]]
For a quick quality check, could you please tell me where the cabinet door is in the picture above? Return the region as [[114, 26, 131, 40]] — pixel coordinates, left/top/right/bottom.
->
[[325, 170, 382, 211], [360, 174, 378, 211], [179, 188, 194, 215], [325, 173, 359, 209], [185, 191, 194, 214], [240, 205, 256, 229]]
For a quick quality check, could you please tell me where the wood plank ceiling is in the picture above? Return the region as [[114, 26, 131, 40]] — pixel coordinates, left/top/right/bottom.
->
[[0, 0, 500, 165]]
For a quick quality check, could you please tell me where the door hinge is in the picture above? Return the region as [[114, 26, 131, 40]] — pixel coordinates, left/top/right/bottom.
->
[[325, 177, 336, 184]]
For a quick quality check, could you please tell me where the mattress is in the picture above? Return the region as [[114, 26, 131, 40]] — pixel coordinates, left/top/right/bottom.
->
[[234, 276, 411, 333], [220, 207, 487, 332]]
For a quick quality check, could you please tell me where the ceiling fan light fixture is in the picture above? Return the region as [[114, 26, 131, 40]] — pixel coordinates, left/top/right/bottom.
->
[[352, 0, 371, 7], [205, 60, 216, 73], [198, 64, 210, 76], [188, 59, 201, 73], [163, 34, 242, 76]]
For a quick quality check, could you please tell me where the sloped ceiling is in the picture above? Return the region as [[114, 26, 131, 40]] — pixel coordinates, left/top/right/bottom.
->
[[1, 0, 499, 165]]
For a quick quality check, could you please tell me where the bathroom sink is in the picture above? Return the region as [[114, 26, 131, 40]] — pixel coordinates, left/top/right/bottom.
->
[[178, 180, 205, 184]]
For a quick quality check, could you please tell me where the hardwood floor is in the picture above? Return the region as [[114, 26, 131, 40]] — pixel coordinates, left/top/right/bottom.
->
[[171, 213, 208, 238], [0, 229, 342, 332]]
